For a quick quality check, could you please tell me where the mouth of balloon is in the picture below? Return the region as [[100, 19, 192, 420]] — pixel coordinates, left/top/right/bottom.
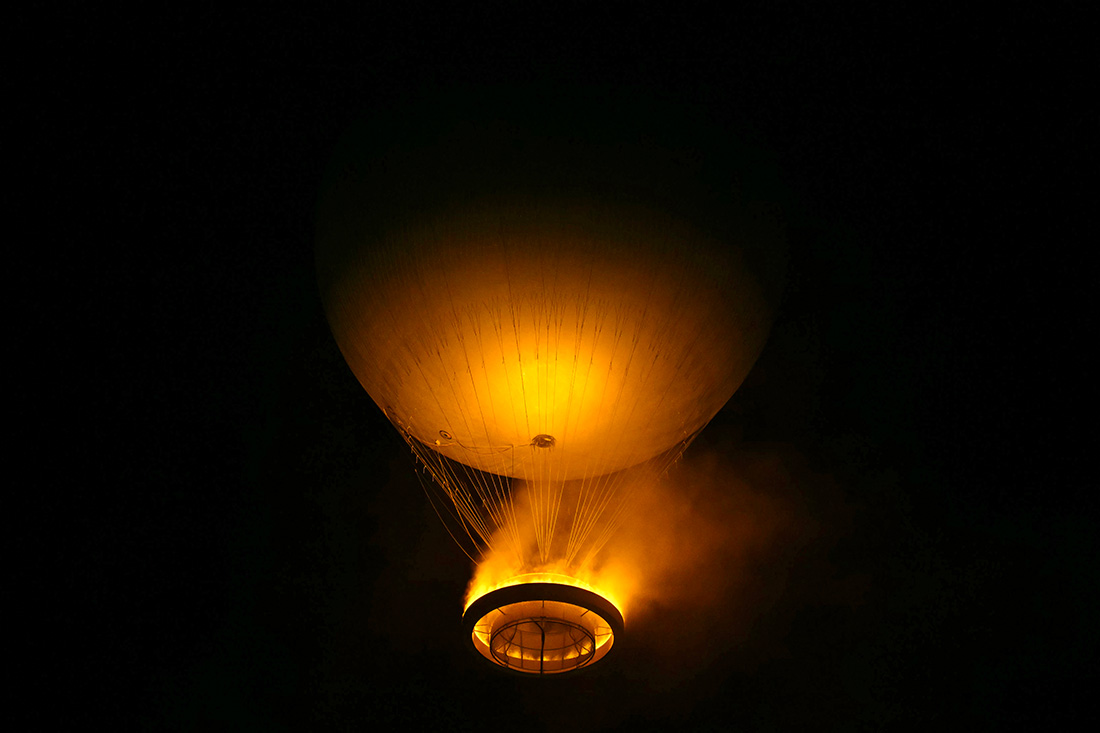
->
[[462, 578, 624, 675]]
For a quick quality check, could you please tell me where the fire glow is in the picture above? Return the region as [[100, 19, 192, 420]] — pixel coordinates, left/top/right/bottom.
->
[[464, 571, 626, 619]]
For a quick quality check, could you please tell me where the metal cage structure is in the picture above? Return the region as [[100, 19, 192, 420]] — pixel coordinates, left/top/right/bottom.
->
[[462, 582, 625, 675]]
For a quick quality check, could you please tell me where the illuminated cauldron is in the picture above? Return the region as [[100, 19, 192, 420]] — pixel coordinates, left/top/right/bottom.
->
[[316, 88, 784, 673]]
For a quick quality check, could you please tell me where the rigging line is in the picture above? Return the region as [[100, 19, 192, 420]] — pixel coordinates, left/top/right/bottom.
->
[[535, 293, 557, 565], [559, 289, 594, 560], [539, 453, 553, 566], [412, 462, 483, 563], [514, 303, 547, 564], [584, 446, 650, 545], [588, 299, 630, 477], [556, 285, 590, 496], [569, 299, 623, 556], [479, 308, 522, 556], [527, 294, 544, 562], [585, 475, 626, 555], [541, 296, 556, 563], [449, 455, 509, 544], [586, 447, 683, 565], [565, 298, 609, 557], [429, 400, 509, 543], [414, 433, 496, 548], [589, 430, 701, 565], [567, 468, 629, 563], [505, 437, 523, 565], [573, 298, 663, 547], [461, 301, 517, 549], [432, 457, 493, 547], [525, 454, 544, 563], [410, 448, 468, 531], [485, 297, 524, 552], [433, 438, 494, 537], [570, 467, 618, 563], [544, 294, 571, 555], [553, 354, 581, 554], [575, 410, 655, 551], [453, 441, 521, 564], [415, 448, 491, 552], [540, 295, 553, 558], [401, 437, 471, 532], [582, 467, 646, 564], [567, 473, 594, 559], [533, 462, 546, 566], [587, 301, 642, 482]]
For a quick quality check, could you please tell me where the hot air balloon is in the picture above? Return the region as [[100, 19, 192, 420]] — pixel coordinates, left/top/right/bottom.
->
[[316, 87, 785, 674]]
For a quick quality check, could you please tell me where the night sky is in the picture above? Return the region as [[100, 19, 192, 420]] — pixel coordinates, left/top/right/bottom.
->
[[26, 6, 1088, 730]]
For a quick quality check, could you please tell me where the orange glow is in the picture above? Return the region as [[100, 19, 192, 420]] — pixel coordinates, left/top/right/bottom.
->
[[464, 571, 626, 621]]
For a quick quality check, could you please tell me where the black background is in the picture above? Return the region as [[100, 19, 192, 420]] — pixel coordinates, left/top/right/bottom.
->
[[22, 5, 1089, 730]]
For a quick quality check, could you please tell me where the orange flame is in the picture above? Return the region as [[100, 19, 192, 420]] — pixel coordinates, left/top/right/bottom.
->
[[464, 565, 632, 621]]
